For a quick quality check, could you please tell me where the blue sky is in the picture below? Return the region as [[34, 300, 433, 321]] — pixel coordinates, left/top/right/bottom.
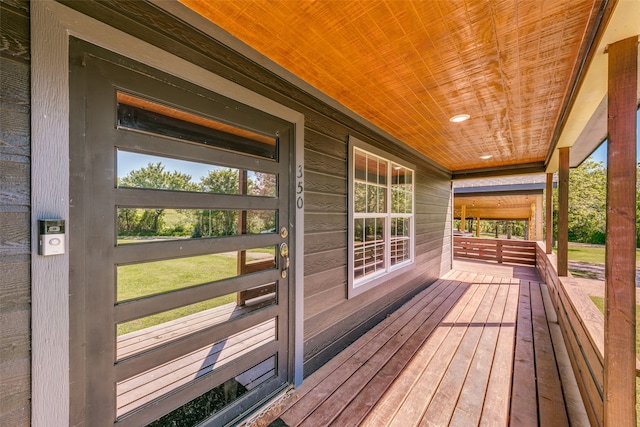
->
[[118, 150, 222, 183], [588, 109, 640, 164]]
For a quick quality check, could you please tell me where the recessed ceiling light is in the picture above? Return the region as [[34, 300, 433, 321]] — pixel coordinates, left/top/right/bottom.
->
[[480, 155, 493, 160], [449, 114, 470, 123]]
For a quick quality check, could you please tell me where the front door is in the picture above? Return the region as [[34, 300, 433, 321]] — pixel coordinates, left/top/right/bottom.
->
[[69, 39, 294, 426]]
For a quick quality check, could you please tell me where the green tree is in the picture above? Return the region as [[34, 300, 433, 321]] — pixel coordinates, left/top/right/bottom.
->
[[196, 169, 240, 237], [118, 162, 197, 234], [568, 160, 607, 243]]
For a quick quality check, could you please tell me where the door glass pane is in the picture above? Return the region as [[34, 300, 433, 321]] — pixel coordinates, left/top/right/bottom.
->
[[117, 92, 277, 159], [145, 356, 277, 426], [117, 248, 276, 302], [117, 208, 277, 244], [116, 319, 277, 418], [117, 285, 277, 360], [117, 150, 277, 197]]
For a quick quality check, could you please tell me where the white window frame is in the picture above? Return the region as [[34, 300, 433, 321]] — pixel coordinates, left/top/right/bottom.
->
[[348, 136, 415, 298]]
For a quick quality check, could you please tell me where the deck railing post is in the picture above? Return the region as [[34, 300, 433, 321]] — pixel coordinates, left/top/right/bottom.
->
[[604, 35, 637, 427]]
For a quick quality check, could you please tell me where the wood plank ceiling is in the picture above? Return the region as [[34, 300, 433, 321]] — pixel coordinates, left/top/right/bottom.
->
[[181, 0, 603, 174]]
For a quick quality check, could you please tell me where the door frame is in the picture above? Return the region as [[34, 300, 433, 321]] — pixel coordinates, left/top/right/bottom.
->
[[31, 2, 304, 426]]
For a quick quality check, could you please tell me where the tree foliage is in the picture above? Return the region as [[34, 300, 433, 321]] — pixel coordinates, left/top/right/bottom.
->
[[117, 162, 197, 235], [567, 160, 607, 244]]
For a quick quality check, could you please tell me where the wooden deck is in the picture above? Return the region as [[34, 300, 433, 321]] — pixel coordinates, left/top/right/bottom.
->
[[261, 260, 585, 427]]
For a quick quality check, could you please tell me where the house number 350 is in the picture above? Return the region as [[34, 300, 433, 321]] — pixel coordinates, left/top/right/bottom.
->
[[296, 165, 304, 209]]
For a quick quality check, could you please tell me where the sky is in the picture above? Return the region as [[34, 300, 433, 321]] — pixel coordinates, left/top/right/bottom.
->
[[588, 109, 640, 164], [118, 150, 222, 184]]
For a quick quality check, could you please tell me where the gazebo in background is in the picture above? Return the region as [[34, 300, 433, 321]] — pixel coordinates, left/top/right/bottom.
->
[[453, 174, 551, 241]]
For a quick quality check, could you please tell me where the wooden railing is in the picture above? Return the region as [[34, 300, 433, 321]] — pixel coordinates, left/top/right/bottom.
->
[[535, 243, 604, 426], [453, 236, 536, 265]]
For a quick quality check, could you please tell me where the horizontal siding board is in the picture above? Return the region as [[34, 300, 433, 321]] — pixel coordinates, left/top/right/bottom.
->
[[304, 149, 346, 176], [304, 170, 346, 195], [304, 284, 346, 319], [304, 193, 346, 214], [0, 257, 30, 311], [0, 5, 29, 62], [0, 357, 30, 414], [0, 309, 30, 363], [0, 160, 29, 206], [305, 212, 346, 233], [0, 212, 30, 253], [0, 0, 29, 13], [0, 404, 30, 427], [0, 108, 30, 156], [304, 230, 347, 254], [304, 247, 348, 277], [0, 59, 29, 109], [304, 266, 347, 300], [304, 128, 347, 159]]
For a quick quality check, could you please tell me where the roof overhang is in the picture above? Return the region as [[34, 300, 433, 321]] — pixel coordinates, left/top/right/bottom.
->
[[546, 0, 640, 172]]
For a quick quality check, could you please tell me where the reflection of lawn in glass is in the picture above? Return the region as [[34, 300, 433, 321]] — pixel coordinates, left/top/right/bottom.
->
[[117, 251, 273, 335]]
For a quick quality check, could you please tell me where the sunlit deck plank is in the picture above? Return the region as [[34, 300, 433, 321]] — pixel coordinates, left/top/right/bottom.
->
[[265, 262, 572, 427], [449, 278, 510, 426]]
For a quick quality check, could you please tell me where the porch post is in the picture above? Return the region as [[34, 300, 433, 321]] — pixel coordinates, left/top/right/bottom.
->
[[535, 195, 543, 241], [545, 173, 553, 253], [557, 148, 569, 276], [475, 217, 480, 237], [604, 35, 637, 427], [460, 204, 466, 232]]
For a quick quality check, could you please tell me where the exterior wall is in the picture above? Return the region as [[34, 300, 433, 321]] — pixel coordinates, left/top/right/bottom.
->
[[59, 0, 453, 377], [0, 0, 31, 425], [5, 3, 452, 424]]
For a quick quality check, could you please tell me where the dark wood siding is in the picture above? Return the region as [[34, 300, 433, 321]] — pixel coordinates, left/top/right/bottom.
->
[[51, 0, 453, 380], [0, 0, 31, 426]]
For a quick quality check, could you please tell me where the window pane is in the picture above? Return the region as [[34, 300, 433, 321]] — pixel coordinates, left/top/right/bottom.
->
[[117, 248, 276, 302], [117, 209, 277, 244], [378, 187, 387, 213], [117, 150, 277, 197], [366, 156, 378, 184], [354, 218, 385, 280], [354, 150, 367, 181], [391, 218, 411, 266], [145, 356, 276, 426], [378, 159, 388, 185], [117, 286, 276, 359], [116, 318, 277, 417], [354, 182, 367, 213], [117, 92, 277, 159]]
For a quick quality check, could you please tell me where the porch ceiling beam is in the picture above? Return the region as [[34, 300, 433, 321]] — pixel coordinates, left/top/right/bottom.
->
[[604, 35, 638, 426]]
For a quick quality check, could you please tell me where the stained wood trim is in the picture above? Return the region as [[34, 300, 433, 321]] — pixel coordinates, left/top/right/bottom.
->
[[557, 147, 569, 276], [545, 173, 553, 254], [604, 35, 638, 427]]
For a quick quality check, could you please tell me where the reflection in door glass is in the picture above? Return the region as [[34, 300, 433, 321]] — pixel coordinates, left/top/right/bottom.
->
[[116, 92, 278, 159], [116, 319, 277, 418], [116, 150, 277, 197], [116, 248, 276, 302], [116, 208, 277, 245], [144, 356, 276, 426], [117, 285, 276, 359]]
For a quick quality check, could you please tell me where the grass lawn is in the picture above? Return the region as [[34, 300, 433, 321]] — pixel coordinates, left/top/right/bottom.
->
[[568, 244, 640, 265], [117, 250, 273, 335], [590, 296, 640, 421]]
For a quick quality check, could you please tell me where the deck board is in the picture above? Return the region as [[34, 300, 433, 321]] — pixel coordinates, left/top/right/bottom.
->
[[266, 261, 575, 427]]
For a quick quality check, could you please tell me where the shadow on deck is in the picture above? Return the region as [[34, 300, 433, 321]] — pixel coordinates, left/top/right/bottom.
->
[[255, 259, 587, 427]]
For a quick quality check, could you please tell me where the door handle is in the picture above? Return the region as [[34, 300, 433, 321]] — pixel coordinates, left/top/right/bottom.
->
[[280, 243, 290, 278]]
